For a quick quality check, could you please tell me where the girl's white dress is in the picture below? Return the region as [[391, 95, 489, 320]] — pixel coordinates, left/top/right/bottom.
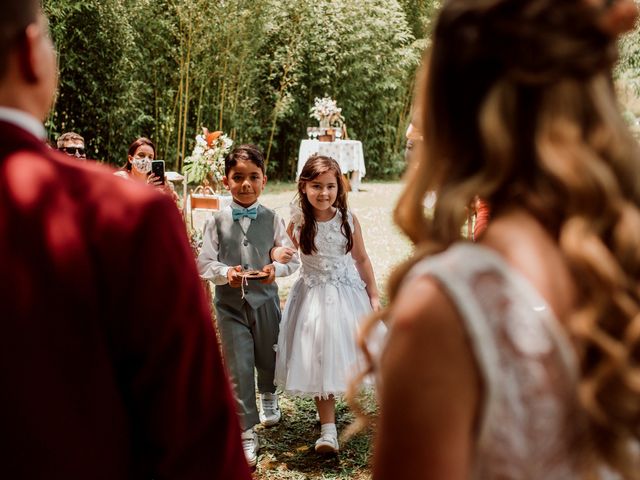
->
[[275, 209, 383, 398]]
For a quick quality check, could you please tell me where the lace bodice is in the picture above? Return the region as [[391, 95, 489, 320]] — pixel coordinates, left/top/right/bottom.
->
[[407, 243, 589, 479], [293, 210, 365, 289]]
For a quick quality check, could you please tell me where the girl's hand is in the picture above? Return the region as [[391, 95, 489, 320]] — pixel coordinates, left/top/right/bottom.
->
[[271, 246, 296, 264], [370, 296, 381, 312], [260, 264, 276, 284], [227, 265, 243, 288]]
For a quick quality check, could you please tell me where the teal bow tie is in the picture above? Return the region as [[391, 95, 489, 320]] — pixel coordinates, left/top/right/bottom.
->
[[232, 206, 258, 221]]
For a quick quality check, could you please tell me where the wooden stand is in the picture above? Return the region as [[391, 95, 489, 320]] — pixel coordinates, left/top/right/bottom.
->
[[190, 194, 220, 210], [189, 185, 220, 227], [318, 128, 336, 142]]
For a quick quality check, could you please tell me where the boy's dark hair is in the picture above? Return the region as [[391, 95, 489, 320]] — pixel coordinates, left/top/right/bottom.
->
[[224, 144, 265, 176]]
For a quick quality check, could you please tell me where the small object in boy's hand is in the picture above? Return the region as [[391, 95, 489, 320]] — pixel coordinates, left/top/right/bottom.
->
[[237, 270, 269, 280]]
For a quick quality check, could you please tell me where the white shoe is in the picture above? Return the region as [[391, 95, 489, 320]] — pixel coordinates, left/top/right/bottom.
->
[[259, 392, 281, 427], [315, 432, 339, 454], [241, 428, 259, 467]]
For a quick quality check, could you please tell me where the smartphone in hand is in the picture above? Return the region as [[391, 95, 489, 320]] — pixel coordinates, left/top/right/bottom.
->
[[151, 160, 165, 185]]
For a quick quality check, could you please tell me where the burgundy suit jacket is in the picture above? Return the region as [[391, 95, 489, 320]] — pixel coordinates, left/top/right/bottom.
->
[[0, 120, 251, 479]]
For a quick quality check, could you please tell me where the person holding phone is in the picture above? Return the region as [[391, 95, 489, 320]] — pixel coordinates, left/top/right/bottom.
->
[[115, 137, 179, 204]]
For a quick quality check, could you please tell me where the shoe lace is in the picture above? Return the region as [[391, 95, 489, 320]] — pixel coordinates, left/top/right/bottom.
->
[[262, 397, 278, 412], [242, 435, 255, 450]]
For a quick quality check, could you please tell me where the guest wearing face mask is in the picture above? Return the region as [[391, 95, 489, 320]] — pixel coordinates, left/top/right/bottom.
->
[[115, 137, 162, 185], [115, 137, 180, 205]]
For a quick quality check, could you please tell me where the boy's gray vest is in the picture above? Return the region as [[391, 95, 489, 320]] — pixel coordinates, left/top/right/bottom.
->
[[214, 205, 278, 310]]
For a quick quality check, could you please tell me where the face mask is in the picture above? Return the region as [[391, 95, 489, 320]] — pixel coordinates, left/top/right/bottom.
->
[[133, 158, 151, 174]]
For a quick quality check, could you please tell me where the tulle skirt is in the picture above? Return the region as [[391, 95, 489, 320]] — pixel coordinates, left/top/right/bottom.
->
[[275, 278, 385, 399]]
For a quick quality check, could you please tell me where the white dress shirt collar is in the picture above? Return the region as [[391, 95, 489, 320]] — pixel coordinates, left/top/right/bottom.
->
[[0, 107, 46, 140], [230, 200, 260, 210]]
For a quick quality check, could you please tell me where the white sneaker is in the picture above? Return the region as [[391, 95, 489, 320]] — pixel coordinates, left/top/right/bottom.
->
[[259, 392, 281, 427], [314, 432, 339, 454], [241, 428, 259, 468]]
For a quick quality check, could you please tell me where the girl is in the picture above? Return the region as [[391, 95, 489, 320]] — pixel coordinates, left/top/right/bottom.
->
[[274, 155, 383, 454], [361, 0, 640, 479]]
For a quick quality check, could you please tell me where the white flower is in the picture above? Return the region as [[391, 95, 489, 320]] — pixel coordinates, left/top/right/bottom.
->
[[183, 129, 233, 185], [310, 96, 345, 126]]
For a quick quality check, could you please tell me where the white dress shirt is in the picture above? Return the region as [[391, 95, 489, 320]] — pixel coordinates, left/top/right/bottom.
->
[[0, 107, 47, 140], [198, 200, 300, 285]]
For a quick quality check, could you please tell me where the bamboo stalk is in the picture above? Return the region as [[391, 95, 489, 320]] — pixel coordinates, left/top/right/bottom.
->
[[195, 81, 205, 134], [218, 33, 232, 130], [176, 24, 185, 168], [180, 25, 193, 173]]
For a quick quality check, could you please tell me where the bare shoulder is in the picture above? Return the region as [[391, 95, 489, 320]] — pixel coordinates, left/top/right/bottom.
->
[[390, 274, 461, 335], [375, 273, 481, 479], [383, 273, 479, 398]]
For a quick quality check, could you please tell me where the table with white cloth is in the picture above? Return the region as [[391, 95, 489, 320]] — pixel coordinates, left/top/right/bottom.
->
[[297, 139, 366, 191]]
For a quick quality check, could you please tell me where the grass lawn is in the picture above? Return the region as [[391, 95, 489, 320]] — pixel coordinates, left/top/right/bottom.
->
[[246, 181, 412, 479]]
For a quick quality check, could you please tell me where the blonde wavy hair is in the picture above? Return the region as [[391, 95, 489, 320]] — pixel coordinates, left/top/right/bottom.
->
[[350, 0, 640, 477]]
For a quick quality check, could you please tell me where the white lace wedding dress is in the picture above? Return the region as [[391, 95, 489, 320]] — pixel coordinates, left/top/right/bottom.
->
[[405, 243, 598, 478], [275, 210, 385, 398]]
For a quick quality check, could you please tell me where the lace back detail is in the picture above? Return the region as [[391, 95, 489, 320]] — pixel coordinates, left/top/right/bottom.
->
[[407, 243, 587, 479]]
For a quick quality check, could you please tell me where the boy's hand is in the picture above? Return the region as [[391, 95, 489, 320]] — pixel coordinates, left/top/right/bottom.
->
[[261, 264, 276, 284], [227, 265, 244, 288], [271, 246, 296, 264]]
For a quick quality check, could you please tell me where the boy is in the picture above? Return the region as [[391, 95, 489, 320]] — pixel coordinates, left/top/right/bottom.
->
[[197, 144, 299, 468]]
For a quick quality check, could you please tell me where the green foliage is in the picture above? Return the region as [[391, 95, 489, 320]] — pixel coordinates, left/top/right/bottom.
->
[[45, 0, 145, 164], [182, 159, 210, 186], [43, 0, 427, 179], [617, 24, 640, 97], [397, 0, 441, 39]]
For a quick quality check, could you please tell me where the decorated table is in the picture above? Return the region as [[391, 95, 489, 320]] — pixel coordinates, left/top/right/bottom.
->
[[297, 139, 366, 191]]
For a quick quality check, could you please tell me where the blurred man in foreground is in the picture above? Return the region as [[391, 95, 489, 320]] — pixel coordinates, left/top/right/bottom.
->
[[0, 1, 250, 478]]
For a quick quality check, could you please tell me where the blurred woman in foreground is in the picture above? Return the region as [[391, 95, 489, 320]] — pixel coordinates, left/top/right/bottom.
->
[[363, 0, 640, 478]]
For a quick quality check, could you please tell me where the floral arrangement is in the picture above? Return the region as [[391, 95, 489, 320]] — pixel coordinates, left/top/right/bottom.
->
[[183, 128, 233, 186], [310, 96, 345, 127]]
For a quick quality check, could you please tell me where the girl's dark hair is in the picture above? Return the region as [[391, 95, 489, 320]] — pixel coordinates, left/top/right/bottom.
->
[[224, 144, 265, 176], [125, 137, 156, 171], [297, 155, 352, 255]]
